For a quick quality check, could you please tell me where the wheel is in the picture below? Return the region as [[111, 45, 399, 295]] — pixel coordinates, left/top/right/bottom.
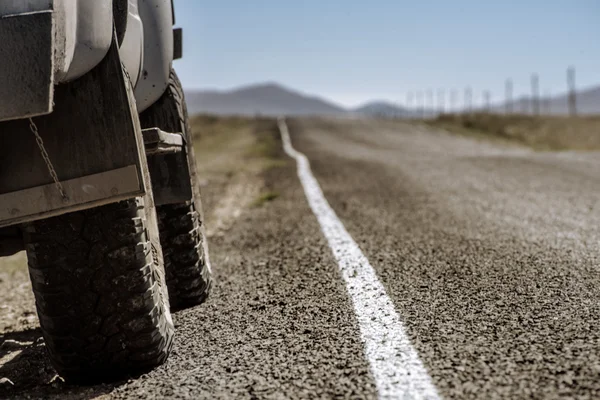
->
[[22, 197, 174, 382], [139, 69, 212, 310]]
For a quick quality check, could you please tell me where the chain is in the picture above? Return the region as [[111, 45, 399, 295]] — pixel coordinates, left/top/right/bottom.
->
[[28, 118, 68, 201]]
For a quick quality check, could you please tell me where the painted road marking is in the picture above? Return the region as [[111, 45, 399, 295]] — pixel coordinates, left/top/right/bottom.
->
[[278, 118, 440, 400]]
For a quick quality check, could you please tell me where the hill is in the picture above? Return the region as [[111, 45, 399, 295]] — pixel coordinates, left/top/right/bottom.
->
[[493, 85, 600, 115], [185, 83, 345, 116], [353, 101, 416, 118], [184, 82, 600, 117]]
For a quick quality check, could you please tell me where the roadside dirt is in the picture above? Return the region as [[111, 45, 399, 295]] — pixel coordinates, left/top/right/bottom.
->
[[427, 113, 600, 151], [192, 115, 285, 238]]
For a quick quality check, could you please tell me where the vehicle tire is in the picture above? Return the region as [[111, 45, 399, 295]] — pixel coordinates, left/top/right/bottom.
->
[[22, 197, 174, 382], [139, 69, 212, 310]]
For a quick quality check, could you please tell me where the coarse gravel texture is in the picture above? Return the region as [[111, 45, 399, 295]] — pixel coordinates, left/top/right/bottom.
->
[[289, 117, 600, 400], [0, 118, 377, 399], [1, 116, 599, 399], [103, 150, 378, 400]]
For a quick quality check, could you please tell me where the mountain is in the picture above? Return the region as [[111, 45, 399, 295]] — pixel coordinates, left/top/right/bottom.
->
[[544, 85, 600, 115], [184, 83, 345, 116], [184, 82, 600, 117], [353, 101, 417, 118], [492, 85, 600, 115]]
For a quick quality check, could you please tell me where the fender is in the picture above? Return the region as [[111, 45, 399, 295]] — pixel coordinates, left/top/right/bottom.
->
[[60, 1, 114, 82], [0, 0, 113, 121], [134, 0, 174, 113], [0, 0, 115, 83], [0, 0, 174, 121], [119, 0, 144, 88]]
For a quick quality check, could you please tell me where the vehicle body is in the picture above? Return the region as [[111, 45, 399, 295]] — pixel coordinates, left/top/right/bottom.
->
[[0, 0, 211, 381], [0, 0, 174, 121]]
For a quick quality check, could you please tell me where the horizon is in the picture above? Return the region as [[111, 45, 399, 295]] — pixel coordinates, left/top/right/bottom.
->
[[184, 80, 600, 111], [173, 0, 599, 108]]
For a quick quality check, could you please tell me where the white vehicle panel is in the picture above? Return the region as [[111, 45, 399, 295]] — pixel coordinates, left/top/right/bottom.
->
[[52, 0, 77, 81], [62, 0, 113, 82], [0, 0, 174, 119], [134, 0, 174, 112], [1, 0, 114, 83], [119, 0, 144, 87], [0, 0, 53, 14]]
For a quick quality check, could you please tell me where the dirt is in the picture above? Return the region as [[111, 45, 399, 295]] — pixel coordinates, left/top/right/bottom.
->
[[427, 113, 600, 151]]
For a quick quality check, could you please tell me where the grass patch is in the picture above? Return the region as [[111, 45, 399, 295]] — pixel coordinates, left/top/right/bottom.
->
[[427, 113, 600, 151], [248, 118, 288, 166], [190, 114, 286, 179], [190, 115, 255, 139], [251, 191, 280, 207]]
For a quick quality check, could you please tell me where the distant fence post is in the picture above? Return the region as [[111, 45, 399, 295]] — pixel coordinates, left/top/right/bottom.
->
[[505, 79, 513, 115], [531, 73, 540, 116], [568, 66, 577, 116], [437, 89, 445, 116]]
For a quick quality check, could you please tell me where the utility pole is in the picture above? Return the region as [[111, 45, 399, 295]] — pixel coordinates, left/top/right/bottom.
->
[[406, 92, 414, 110], [464, 87, 473, 114], [416, 91, 424, 119], [437, 89, 445, 116], [426, 89, 434, 118], [505, 79, 513, 114], [544, 90, 552, 115], [450, 89, 458, 114], [522, 99, 529, 115], [531, 73, 540, 116], [483, 90, 491, 112], [568, 66, 577, 116]]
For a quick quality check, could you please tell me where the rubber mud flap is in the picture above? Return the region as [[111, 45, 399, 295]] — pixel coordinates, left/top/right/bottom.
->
[[0, 10, 54, 121]]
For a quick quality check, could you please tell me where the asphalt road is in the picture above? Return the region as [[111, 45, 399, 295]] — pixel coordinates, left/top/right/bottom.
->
[[287, 118, 600, 399], [2, 117, 600, 399]]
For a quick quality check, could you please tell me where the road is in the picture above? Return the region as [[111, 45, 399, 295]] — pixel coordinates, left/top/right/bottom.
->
[[2, 117, 600, 399]]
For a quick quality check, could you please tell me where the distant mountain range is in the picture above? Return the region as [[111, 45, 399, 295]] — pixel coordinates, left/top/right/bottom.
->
[[184, 82, 600, 117], [353, 101, 420, 118], [492, 86, 600, 115], [184, 83, 344, 117]]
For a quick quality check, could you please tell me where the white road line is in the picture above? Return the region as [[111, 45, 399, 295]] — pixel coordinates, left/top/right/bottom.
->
[[278, 118, 440, 400]]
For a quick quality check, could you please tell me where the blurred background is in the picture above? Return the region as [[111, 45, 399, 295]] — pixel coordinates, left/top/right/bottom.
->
[[173, 0, 599, 118]]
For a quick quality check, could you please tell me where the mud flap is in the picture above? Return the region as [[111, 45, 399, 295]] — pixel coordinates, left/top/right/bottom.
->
[[139, 127, 190, 206], [0, 9, 54, 122], [0, 35, 148, 228]]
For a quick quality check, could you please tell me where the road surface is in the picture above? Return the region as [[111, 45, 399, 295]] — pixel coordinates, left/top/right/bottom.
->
[[2, 117, 600, 399]]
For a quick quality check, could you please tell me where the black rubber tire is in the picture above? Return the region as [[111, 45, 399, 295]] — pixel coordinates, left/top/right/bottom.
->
[[157, 202, 211, 310], [139, 69, 213, 310], [22, 197, 174, 383]]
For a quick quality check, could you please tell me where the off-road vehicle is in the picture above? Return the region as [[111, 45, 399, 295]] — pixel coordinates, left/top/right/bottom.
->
[[0, 0, 212, 382]]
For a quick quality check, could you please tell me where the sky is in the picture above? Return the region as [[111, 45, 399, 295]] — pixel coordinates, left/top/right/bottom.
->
[[173, 0, 600, 108]]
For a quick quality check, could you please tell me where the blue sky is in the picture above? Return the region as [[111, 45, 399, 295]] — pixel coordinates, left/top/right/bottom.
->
[[173, 0, 600, 108]]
